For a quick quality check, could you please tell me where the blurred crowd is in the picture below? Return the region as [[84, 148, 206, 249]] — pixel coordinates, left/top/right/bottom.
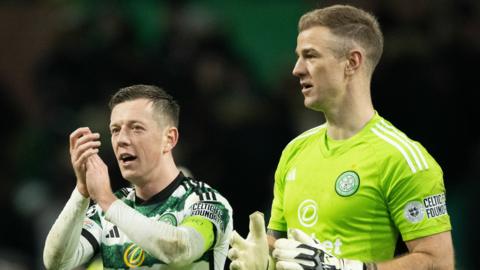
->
[[0, 0, 478, 269]]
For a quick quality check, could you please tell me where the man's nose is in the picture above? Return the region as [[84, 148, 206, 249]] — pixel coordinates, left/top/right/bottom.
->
[[292, 58, 306, 77], [117, 128, 131, 146]]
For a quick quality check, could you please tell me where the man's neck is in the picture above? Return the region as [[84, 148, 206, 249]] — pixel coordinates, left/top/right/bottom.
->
[[133, 158, 179, 201], [324, 82, 374, 140]]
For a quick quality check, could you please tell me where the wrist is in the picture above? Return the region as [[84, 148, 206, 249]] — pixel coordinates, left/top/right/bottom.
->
[[76, 184, 89, 198], [97, 193, 117, 211]]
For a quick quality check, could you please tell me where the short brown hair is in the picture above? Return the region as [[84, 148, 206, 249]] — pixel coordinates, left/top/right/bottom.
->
[[109, 84, 180, 127], [299, 5, 383, 71]]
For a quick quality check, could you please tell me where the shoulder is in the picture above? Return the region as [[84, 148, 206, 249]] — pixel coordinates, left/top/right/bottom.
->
[[182, 178, 233, 232], [283, 124, 326, 153], [367, 117, 439, 175], [182, 177, 232, 210]]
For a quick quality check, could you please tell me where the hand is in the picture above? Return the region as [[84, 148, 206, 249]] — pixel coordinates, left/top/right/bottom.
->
[[273, 229, 364, 270], [69, 127, 101, 197], [85, 154, 116, 211], [228, 212, 270, 270]]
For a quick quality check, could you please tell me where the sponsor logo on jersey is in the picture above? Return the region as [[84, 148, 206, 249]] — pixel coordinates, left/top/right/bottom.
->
[[123, 243, 145, 268], [297, 199, 318, 227], [310, 233, 343, 256], [404, 201, 425, 223], [404, 193, 448, 223], [159, 213, 177, 226], [286, 167, 296, 181], [335, 171, 360, 197]]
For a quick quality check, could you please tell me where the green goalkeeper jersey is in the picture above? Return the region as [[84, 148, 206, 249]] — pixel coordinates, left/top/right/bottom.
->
[[82, 173, 233, 269], [268, 112, 451, 262]]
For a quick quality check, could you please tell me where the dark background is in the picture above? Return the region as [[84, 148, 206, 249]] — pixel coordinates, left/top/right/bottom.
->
[[0, 0, 477, 269]]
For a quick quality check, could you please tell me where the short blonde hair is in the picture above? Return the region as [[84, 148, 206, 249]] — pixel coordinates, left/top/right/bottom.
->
[[299, 5, 383, 72]]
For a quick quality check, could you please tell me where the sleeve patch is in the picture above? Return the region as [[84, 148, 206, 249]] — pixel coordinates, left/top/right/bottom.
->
[[188, 201, 229, 232], [403, 193, 448, 223]]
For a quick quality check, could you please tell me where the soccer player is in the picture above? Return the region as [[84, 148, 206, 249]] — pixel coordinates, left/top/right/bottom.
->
[[228, 5, 453, 270], [43, 85, 233, 269]]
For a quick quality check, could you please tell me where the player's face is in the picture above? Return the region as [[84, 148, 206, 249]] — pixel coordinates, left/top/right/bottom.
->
[[110, 98, 168, 182], [293, 26, 348, 111]]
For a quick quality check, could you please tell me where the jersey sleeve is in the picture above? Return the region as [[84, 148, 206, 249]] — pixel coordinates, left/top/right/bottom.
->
[[182, 187, 233, 270], [268, 147, 289, 232], [183, 188, 233, 248], [383, 152, 451, 242]]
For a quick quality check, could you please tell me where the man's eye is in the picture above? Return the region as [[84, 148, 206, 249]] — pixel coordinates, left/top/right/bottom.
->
[[110, 128, 119, 134]]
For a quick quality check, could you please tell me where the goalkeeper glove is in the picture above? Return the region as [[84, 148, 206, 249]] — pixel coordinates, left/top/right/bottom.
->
[[228, 212, 273, 270], [273, 228, 365, 270]]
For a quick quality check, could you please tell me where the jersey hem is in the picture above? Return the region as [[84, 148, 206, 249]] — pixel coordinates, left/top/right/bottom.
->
[[401, 225, 452, 242]]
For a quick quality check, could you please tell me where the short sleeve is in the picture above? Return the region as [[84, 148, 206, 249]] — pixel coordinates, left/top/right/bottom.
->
[[386, 167, 451, 241], [183, 187, 233, 247]]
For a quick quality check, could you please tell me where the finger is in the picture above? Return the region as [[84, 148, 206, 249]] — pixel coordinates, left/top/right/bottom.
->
[[274, 238, 301, 250], [247, 211, 266, 241], [289, 229, 316, 246], [276, 261, 304, 270], [73, 140, 101, 160], [229, 260, 244, 270], [69, 127, 92, 151], [92, 154, 106, 166], [230, 231, 248, 249], [76, 148, 99, 168], [74, 133, 101, 151], [227, 247, 239, 260], [273, 245, 313, 262]]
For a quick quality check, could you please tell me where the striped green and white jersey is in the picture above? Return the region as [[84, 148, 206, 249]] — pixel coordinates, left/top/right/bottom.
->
[[82, 173, 233, 269], [268, 112, 451, 262]]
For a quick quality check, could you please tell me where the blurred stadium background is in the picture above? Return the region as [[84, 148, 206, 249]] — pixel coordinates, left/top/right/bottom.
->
[[0, 0, 478, 269]]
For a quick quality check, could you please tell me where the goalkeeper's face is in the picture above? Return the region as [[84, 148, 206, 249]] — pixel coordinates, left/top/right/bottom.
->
[[110, 98, 172, 183], [292, 26, 349, 112]]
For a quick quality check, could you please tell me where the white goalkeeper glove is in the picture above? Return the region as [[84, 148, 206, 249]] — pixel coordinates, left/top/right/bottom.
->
[[228, 211, 273, 270], [273, 229, 365, 270]]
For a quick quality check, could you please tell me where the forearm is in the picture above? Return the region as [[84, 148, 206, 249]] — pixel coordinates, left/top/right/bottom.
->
[[375, 251, 453, 270], [105, 200, 206, 266], [43, 188, 90, 269]]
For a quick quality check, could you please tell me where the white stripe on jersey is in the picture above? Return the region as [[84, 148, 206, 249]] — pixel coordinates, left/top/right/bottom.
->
[[287, 124, 326, 147], [375, 122, 424, 171], [380, 120, 429, 169], [371, 127, 417, 173]]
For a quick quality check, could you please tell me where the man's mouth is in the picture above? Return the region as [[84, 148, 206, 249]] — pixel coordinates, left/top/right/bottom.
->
[[119, 153, 137, 164], [300, 81, 313, 91]]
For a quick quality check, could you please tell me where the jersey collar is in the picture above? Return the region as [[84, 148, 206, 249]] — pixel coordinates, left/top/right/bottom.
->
[[320, 112, 381, 157], [134, 172, 186, 205]]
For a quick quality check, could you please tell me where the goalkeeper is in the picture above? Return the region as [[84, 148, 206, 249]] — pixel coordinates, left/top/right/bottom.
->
[[43, 85, 233, 269], [228, 4, 453, 270]]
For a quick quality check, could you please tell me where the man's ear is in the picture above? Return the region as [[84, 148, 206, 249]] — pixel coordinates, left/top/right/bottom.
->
[[345, 50, 363, 75], [163, 126, 179, 153]]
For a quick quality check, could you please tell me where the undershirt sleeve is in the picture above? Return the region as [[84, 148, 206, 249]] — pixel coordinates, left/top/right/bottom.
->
[[43, 188, 96, 269], [105, 199, 207, 266]]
